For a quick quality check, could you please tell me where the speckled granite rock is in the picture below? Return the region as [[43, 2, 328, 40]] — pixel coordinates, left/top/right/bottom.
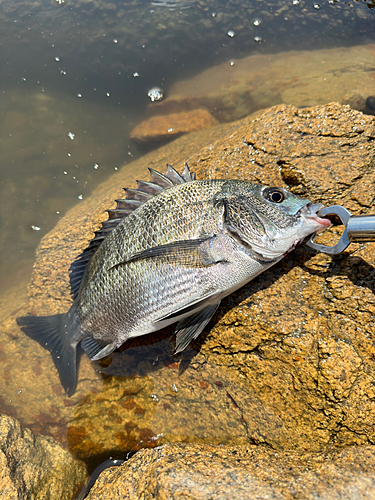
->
[[150, 44, 375, 122], [86, 443, 375, 500], [3, 103, 375, 461], [0, 414, 86, 500]]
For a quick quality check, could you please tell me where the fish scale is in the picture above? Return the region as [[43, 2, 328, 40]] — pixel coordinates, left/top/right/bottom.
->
[[16, 164, 330, 395]]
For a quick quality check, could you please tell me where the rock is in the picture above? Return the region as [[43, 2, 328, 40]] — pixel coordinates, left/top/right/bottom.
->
[[150, 44, 375, 122], [0, 413, 86, 500], [3, 102, 375, 461], [86, 443, 375, 500], [129, 109, 219, 144]]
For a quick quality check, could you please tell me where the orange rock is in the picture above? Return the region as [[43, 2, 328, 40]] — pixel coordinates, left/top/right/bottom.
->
[[130, 109, 218, 143]]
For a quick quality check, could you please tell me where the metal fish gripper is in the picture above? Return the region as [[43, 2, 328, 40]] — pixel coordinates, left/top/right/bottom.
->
[[307, 205, 375, 255]]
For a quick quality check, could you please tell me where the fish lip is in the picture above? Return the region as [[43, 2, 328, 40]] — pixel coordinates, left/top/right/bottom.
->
[[299, 202, 332, 233]]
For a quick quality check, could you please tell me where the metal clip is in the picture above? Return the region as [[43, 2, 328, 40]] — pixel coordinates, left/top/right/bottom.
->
[[306, 205, 375, 255]]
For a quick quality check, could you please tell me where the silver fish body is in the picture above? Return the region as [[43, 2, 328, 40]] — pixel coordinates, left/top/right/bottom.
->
[[17, 165, 330, 395]]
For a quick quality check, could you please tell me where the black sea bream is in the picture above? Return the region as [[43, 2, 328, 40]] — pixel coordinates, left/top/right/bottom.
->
[[17, 164, 330, 395]]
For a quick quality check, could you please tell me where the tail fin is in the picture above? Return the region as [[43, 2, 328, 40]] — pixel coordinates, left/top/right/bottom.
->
[[16, 312, 78, 396]]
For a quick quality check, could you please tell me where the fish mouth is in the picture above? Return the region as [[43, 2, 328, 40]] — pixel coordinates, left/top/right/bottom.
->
[[299, 202, 331, 234]]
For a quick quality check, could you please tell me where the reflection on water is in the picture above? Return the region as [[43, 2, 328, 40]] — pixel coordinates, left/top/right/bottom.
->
[[1, 0, 375, 494]]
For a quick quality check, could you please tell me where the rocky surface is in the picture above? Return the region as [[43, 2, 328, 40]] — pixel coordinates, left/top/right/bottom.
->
[[86, 443, 375, 500], [2, 102, 375, 488], [130, 109, 218, 143], [0, 413, 86, 500], [149, 44, 375, 122]]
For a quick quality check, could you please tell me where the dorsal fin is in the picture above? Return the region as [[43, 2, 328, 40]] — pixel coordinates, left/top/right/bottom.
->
[[69, 163, 196, 299]]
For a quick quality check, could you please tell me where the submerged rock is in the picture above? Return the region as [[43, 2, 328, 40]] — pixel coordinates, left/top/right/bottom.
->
[[3, 102, 375, 468], [0, 414, 86, 500], [129, 109, 219, 144], [149, 44, 375, 122], [86, 443, 375, 500]]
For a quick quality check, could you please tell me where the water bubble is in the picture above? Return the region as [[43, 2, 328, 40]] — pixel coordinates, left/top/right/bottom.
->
[[253, 19, 262, 26], [150, 394, 159, 402], [254, 36, 262, 43], [55, 0, 65, 4], [292, 0, 300, 4], [148, 87, 164, 102], [63, 171, 68, 175], [17, 390, 22, 395], [78, 194, 83, 200], [113, 39, 118, 43], [230, 61, 235, 66], [106, 92, 110, 97], [54, 56, 60, 62], [93, 163, 99, 169], [227, 30, 235, 37], [67, 132, 75, 140], [77, 93, 82, 98], [31, 225, 41, 231], [67, 153, 71, 157], [172, 384, 178, 392], [60, 70, 66, 75], [133, 72, 139, 77], [314, 3, 321, 8], [211, 12, 216, 17], [167, 127, 174, 132]]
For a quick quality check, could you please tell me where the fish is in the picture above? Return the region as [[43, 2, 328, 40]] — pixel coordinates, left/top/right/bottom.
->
[[17, 164, 331, 396]]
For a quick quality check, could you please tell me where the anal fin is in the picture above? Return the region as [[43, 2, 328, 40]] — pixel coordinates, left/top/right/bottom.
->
[[81, 337, 117, 360]]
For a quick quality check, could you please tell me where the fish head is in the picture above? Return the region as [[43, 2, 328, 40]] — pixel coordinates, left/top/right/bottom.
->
[[218, 181, 331, 260]]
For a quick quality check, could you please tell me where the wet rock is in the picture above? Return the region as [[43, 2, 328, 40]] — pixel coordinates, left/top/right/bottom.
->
[[0, 413, 86, 500], [151, 44, 375, 122], [130, 109, 219, 144], [86, 443, 375, 500], [4, 102, 375, 460]]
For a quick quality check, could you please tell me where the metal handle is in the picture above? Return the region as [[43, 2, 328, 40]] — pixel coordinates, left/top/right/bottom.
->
[[347, 215, 375, 242], [306, 206, 375, 255]]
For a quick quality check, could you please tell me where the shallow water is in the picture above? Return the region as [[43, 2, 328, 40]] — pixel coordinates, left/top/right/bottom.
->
[[1, 0, 375, 494]]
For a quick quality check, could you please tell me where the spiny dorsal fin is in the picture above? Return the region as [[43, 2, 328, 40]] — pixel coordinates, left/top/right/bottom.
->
[[69, 163, 195, 299]]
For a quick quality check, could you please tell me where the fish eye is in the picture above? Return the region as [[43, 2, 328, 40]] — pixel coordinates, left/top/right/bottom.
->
[[263, 187, 285, 203]]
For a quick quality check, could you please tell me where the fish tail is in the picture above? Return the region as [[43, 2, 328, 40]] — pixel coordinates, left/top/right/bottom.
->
[[16, 308, 80, 396]]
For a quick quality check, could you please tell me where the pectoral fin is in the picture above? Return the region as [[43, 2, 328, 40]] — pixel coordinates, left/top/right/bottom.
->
[[174, 302, 221, 353], [111, 236, 227, 269]]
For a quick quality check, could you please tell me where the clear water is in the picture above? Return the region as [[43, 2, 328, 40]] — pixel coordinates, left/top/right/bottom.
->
[[1, 0, 375, 493]]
